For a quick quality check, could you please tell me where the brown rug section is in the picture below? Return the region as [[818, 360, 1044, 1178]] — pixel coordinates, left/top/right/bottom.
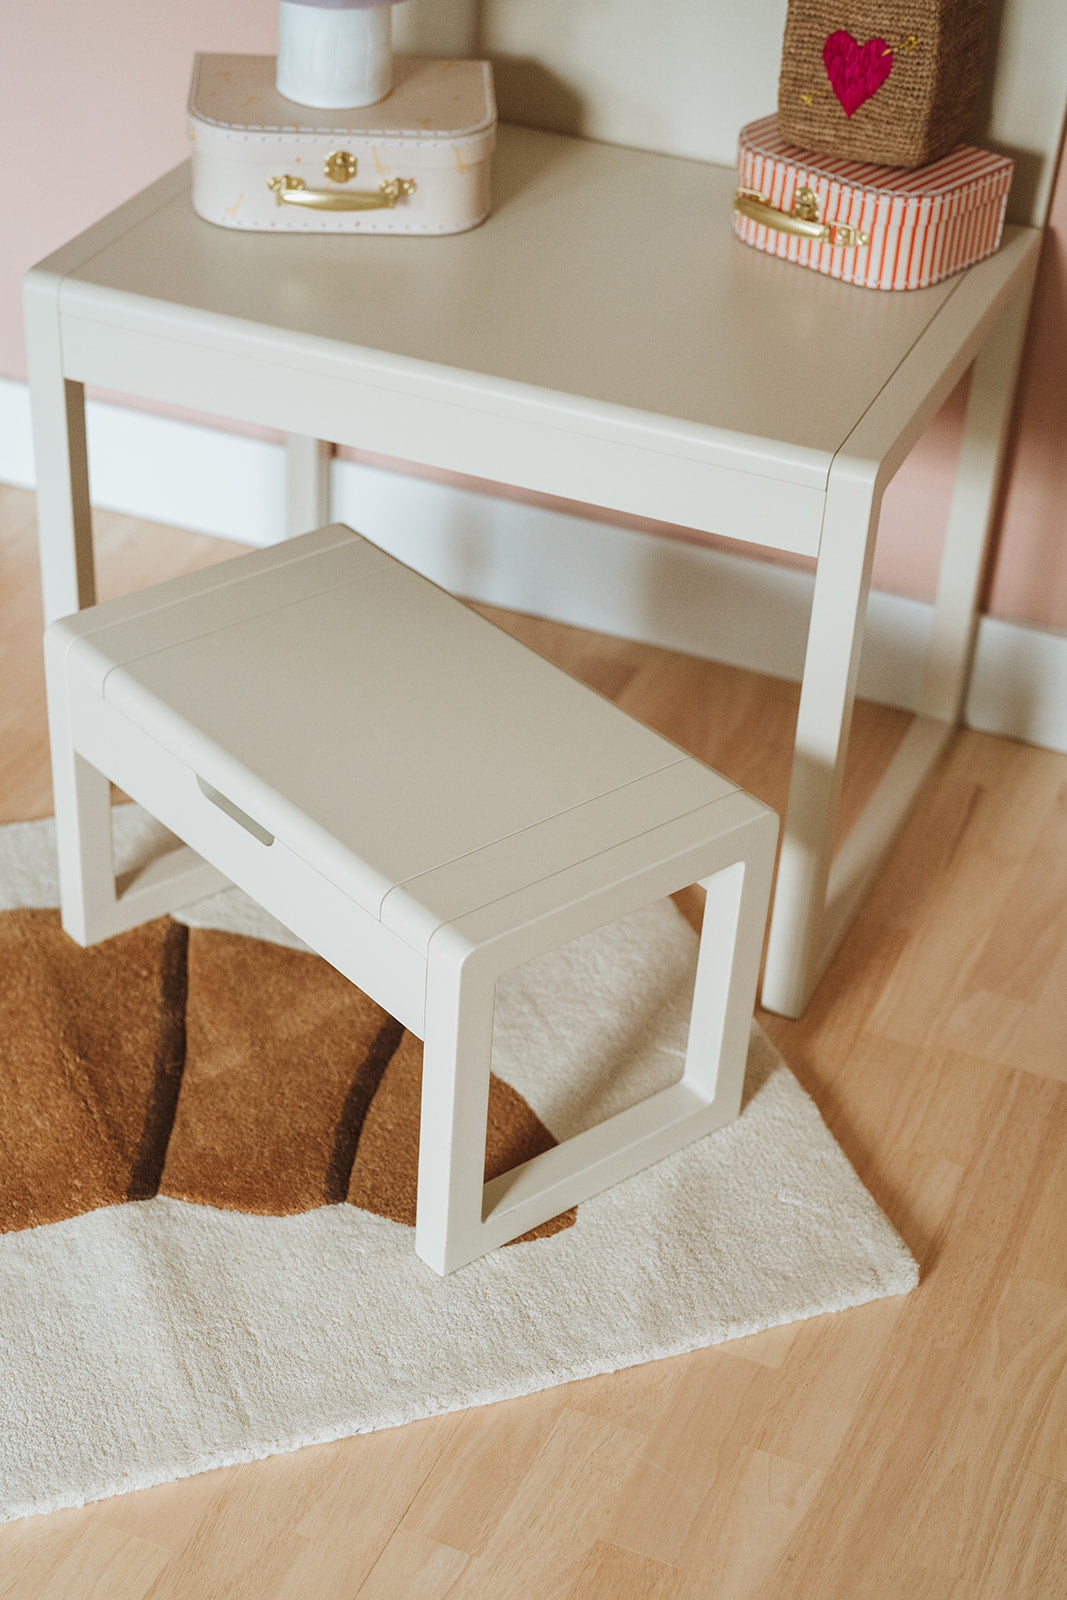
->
[[347, 1028, 577, 1243], [0, 912, 574, 1242], [166, 927, 574, 1239], [159, 927, 401, 1214], [0, 909, 187, 1233]]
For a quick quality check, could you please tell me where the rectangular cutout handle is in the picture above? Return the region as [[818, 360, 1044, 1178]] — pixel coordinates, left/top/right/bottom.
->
[[196, 776, 275, 847]]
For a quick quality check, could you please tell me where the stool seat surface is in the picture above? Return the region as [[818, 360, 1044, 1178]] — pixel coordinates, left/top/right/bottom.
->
[[69, 529, 725, 920]]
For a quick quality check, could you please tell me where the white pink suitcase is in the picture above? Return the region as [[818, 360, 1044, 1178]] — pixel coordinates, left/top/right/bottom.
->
[[733, 114, 1013, 290], [188, 53, 496, 235]]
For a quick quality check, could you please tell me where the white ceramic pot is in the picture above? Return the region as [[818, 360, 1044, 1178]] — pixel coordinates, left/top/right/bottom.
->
[[276, 0, 394, 110]]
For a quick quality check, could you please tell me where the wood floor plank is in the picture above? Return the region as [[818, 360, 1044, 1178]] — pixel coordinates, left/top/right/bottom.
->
[[846, 1566, 985, 1600], [252, 1529, 390, 1600], [563, 1539, 681, 1599], [1026, 1317, 1067, 1485], [979, 1469, 1067, 1600], [952, 736, 1067, 864], [353, 1527, 470, 1598], [597, 1455, 707, 1568], [96, 1469, 228, 1554], [0, 1519, 168, 1600], [127, 1456, 345, 1600], [750, 1295, 912, 1472], [670, 1448, 825, 1600], [442, 1407, 648, 1600], [288, 1415, 462, 1564], [860, 767, 986, 933], [895, 1274, 1067, 1589], [1016, 1116, 1067, 1290], [807, 1035, 995, 1259], [868, 751, 1067, 1066], [868, 839, 1019, 1048], [965, 783, 1067, 1005], [942, 986, 1067, 1085], [888, 1046, 1003, 1166], [598, 1350, 773, 1565], [402, 1391, 579, 1558]]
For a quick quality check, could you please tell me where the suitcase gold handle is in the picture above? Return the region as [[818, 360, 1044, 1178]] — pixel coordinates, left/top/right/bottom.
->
[[268, 175, 417, 210], [733, 186, 869, 248]]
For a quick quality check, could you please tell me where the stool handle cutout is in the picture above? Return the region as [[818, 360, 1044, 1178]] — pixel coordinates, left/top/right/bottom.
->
[[196, 777, 275, 847]]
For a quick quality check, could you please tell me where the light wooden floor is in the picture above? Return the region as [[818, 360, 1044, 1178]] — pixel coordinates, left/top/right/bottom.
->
[[1, 485, 1064, 1599]]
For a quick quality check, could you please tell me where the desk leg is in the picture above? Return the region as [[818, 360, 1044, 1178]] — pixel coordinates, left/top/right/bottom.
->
[[26, 277, 229, 940], [25, 277, 118, 937], [761, 464, 882, 1018], [286, 435, 332, 536], [761, 276, 1035, 1018], [918, 284, 1032, 724], [24, 286, 96, 626]]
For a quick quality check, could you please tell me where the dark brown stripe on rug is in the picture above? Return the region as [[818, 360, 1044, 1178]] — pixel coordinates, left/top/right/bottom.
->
[[323, 1014, 406, 1204], [127, 919, 189, 1202], [0, 909, 184, 1232]]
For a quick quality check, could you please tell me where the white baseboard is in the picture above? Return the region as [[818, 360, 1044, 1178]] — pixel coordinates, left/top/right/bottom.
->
[[4, 377, 1065, 754]]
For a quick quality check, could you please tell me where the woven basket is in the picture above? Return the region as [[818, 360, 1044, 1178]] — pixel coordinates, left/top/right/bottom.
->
[[777, 1, 988, 168]]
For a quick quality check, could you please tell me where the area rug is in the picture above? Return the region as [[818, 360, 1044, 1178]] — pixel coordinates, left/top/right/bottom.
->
[[0, 808, 917, 1524]]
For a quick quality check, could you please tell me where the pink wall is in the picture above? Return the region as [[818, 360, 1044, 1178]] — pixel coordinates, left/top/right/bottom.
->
[[985, 153, 1067, 628], [2, 2, 1065, 631], [1, 1, 277, 379]]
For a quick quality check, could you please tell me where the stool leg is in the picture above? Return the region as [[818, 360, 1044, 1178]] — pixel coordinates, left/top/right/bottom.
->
[[414, 805, 777, 1276], [55, 761, 118, 946], [680, 855, 764, 1123], [415, 936, 497, 1276], [44, 660, 120, 946], [44, 648, 231, 945]]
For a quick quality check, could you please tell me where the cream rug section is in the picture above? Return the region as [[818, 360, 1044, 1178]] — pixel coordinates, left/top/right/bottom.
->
[[0, 809, 917, 1524]]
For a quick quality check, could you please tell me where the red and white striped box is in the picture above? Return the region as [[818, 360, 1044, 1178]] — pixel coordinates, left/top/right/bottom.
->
[[733, 115, 1013, 290]]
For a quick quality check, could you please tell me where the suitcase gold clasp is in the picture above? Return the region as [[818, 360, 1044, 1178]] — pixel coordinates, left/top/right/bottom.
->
[[828, 220, 869, 247], [792, 186, 820, 222], [323, 150, 358, 183]]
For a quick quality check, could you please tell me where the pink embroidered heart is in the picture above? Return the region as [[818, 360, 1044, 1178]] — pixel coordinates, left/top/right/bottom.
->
[[823, 30, 893, 117]]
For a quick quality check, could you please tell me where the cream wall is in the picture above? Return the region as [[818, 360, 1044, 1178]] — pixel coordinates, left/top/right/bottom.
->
[[2, 0, 1065, 630]]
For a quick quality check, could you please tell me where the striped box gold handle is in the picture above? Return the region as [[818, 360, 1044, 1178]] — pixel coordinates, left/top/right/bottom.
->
[[733, 186, 869, 248]]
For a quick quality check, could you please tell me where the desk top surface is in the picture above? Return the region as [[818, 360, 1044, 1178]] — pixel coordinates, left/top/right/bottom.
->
[[36, 123, 1034, 489]]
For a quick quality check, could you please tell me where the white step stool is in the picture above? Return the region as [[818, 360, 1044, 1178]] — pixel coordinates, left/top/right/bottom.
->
[[44, 525, 778, 1274]]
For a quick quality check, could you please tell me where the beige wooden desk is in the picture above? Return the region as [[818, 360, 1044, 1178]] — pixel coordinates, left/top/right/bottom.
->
[[24, 123, 1041, 1014]]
